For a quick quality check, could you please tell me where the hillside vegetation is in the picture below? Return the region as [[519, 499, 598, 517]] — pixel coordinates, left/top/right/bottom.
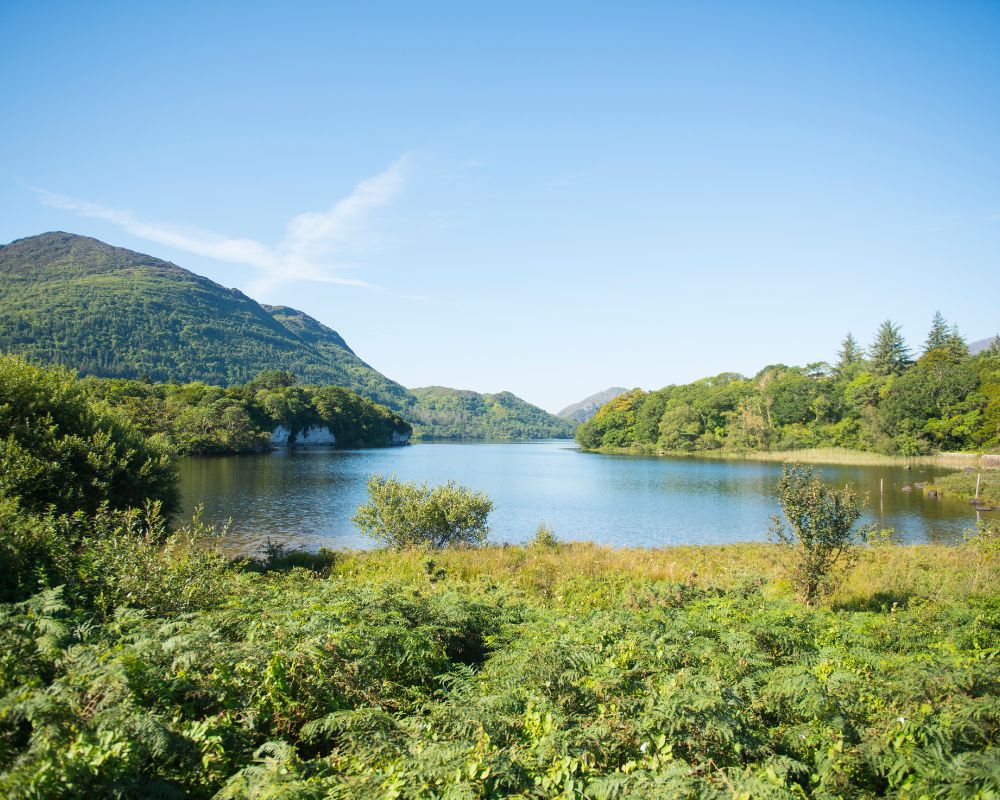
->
[[409, 386, 576, 440], [0, 232, 411, 408], [0, 232, 572, 441], [579, 319, 1000, 457], [83, 368, 412, 455]]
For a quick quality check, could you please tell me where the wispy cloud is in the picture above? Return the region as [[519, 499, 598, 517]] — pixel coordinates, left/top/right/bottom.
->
[[34, 156, 409, 293]]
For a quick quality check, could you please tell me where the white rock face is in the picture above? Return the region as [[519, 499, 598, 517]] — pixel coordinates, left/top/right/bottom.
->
[[389, 429, 411, 446], [269, 426, 410, 447], [270, 426, 293, 445], [269, 426, 337, 446]]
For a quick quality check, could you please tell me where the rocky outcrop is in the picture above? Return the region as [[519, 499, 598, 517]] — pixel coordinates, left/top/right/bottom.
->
[[270, 426, 336, 446], [270, 425, 411, 447]]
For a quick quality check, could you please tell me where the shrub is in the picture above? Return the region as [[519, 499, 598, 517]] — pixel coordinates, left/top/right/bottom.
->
[[0, 498, 77, 603], [0, 356, 177, 515], [528, 522, 560, 549], [353, 475, 493, 549], [75, 503, 234, 615], [769, 463, 874, 604]]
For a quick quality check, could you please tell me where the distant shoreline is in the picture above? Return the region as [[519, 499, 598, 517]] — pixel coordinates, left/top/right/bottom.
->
[[580, 444, 997, 470]]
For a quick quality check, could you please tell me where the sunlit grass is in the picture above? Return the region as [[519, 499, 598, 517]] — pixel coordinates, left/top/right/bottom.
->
[[327, 538, 998, 610]]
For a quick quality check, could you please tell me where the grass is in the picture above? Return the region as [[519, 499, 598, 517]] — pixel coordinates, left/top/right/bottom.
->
[[324, 538, 999, 609], [926, 469, 1000, 507]]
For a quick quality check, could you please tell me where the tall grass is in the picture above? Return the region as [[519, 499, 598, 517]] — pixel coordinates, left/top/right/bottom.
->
[[329, 539, 999, 608]]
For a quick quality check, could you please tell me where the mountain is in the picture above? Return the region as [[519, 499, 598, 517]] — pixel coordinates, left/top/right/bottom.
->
[[557, 387, 629, 423], [970, 336, 999, 355], [0, 232, 409, 408], [408, 387, 577, 440], [0, 232, 572, 440]]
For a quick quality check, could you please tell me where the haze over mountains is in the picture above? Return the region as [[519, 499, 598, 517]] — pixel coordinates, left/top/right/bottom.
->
[[970, 337, 999, 356], [558, 387, 629, 423], [0, 232, 574, 440]]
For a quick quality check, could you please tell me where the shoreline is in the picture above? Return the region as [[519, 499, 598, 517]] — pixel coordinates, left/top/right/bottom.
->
[[579, 444, 997, 470]]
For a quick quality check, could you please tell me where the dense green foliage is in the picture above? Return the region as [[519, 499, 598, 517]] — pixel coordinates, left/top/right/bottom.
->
[[353, 475, 494, 548], [770, 465, 874, 604], [2, 523, 998, 798], [84, 370, 412, 455], [0, 232, 576, 441], [409, 386, 576, 440], [578, 317, 1000, 456], [0, 356, 177, 515]]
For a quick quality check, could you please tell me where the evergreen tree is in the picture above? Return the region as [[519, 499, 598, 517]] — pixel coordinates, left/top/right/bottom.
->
[[869, 320, 911, 376], [945, 324, 968, 359], [836, 332, 862, 374], [923, 310, 950, 353]]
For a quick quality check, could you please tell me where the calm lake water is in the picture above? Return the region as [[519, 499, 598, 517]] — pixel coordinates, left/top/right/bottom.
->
[[179, 440, 995, 554]]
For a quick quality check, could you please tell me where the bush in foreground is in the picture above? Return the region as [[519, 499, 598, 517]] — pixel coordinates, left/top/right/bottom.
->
[[0, 355, 177, 515], [770, 463, 874, 604], [353, 474, 494, 548]]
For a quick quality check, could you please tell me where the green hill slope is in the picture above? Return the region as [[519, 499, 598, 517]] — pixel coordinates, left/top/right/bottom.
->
[[0, 232, 408, 407], [409, 386, 576, 440], [1, 232, 574, 440]]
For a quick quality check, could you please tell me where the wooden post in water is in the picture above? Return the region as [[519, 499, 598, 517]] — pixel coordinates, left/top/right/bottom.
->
[[975, 472, 981, 500]]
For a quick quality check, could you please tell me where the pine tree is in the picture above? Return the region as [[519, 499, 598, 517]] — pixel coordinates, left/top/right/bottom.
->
[[945, 323, 968, 358], [869, 320, 911, 376], [836, 332, 862, 374], [923, 310, 949, 353]]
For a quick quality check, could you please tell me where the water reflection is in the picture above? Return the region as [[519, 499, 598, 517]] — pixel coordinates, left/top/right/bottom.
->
[[179, 441, 996, 554]]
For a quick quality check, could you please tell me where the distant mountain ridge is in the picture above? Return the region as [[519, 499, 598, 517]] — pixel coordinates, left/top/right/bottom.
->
[[970, 336, 999, 355], [558, 387, 629, 423], [0, 232, 571, 440], [410, 386, 576, 440]]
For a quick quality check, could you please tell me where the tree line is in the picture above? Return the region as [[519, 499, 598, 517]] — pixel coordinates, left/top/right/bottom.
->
[[578, 313, 1000, 455]]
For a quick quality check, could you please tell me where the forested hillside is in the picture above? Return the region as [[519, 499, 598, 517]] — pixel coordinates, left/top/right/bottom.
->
[[578, 317, 1000, 456], [409, 386, 577, 440], [0, 232, 575, 440], [0, 232, 409, 407]]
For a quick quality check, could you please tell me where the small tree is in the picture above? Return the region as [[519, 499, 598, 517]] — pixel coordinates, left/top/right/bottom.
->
[[945, 324, 968, 359], [923, 310, 949, 354], [353, 475, 493, 549], [869, 320, 911, 376], [769, 464, 874, 604], [836, 332, 863, 374]]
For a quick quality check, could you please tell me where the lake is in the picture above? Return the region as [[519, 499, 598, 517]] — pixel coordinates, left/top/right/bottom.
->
[[179, 440, 995, 554]]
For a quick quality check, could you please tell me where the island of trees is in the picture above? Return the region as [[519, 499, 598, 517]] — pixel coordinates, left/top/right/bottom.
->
[[578, 315, 1000, 457]]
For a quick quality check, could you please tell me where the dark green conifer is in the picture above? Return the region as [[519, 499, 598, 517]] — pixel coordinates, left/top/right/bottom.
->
[[869, 320, 911, 376]]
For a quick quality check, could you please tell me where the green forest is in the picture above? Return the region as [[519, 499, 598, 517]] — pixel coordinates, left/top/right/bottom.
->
[[578, 316, 1000, 457], [83, 369, 413, 455], [1, 356, 998, 798], [408, 387, 577, 440]]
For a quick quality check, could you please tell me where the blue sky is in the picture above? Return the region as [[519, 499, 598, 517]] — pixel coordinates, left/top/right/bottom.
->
[[2, 1, 998, 412]]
